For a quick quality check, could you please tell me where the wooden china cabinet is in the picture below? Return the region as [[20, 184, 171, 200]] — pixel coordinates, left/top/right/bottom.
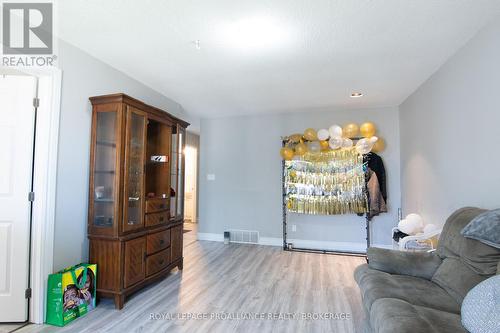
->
[[87, 93, 188, 309]]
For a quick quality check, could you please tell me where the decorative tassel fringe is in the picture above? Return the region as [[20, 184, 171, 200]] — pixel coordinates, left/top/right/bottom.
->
[[284, 147, 368, 215]]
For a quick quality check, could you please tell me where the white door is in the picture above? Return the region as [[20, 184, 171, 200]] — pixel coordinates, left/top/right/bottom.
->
[[184, 146, 197, 222], [0, 75, 37, 322]]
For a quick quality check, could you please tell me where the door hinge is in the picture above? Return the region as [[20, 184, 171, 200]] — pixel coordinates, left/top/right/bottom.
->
[[33, 97, 40, 108], [25, 288, 32, 299], [28, 191, 35, 202]]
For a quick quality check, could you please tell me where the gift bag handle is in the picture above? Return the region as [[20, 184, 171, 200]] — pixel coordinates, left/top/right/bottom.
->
[[71, 266, 88, 289]]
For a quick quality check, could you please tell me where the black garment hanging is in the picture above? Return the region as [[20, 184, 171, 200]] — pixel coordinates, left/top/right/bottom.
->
[[364, 152, 387, 201]]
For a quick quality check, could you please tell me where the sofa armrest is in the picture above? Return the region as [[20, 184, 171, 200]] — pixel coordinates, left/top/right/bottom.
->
[[367, 247, 442, 280]]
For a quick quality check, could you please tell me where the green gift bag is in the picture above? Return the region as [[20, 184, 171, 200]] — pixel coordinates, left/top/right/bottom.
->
[[46, 263, 97, 326]]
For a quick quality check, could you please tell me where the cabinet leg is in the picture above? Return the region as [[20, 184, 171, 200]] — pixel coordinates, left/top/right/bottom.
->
[[178, 258, 183, 270], [114, 294, 125, 310]]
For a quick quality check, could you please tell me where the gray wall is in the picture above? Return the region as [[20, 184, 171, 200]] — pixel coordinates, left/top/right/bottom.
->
[[400, 18, 500, 226], [199, 107, 400, 248], [53, 41, 195, 270]]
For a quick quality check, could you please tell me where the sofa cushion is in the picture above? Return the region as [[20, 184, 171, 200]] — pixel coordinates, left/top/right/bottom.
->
[[432, 257, 488, 305], [437, 207, 500, 275], [367, 247, 442, 280], [461, 275, 500, 333], [461, 208, 500, 249], [355, 264, 460, 314], [370, 298, 466, 333]]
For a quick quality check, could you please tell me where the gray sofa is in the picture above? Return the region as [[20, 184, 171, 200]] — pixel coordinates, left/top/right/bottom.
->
[[355, 207, 500, 333]]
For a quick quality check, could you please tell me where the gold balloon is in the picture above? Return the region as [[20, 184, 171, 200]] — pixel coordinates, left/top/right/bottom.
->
[[294, 142, 308, 156], [303, 128, 318, 141], [319, 140, 330, 151], [343, 123, 359, 138], [372, 137, 386, 153], [288, 133, 302, 144], [280, 147, 294, 160], [360, 122, 376, 138]]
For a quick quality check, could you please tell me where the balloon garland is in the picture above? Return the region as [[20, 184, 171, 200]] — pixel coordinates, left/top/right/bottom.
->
[[280, 122, 385, 160]]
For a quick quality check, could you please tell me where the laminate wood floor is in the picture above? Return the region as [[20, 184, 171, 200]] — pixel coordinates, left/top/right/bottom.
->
[[18, 241, 367, 333], [0, 323, 28, 333]]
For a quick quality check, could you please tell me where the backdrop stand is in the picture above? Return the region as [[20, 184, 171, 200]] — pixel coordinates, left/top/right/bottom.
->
[[281, 140, 371, 257]]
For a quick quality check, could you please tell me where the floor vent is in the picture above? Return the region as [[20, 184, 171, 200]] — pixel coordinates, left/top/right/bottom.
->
[[227, 229, 259, 244]]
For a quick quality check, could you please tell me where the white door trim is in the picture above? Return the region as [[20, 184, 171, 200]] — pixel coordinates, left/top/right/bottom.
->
[[2, 67, 62, 324], [30, 69, 61, 324]]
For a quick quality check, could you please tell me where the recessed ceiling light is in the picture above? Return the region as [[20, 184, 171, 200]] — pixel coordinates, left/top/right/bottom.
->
[[191, 40, 201, 50], [217, 16, 292, 51], [350, 92, 363, 98]]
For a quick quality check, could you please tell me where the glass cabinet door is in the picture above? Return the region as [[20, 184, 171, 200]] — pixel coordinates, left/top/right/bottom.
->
[[170, 124, 185, 219], [170, 125, 178, 218], [170, 125, 186, 218], [123, 107, 146, 232], [92, 111, 119, 230], [176, 127, 185, 217]]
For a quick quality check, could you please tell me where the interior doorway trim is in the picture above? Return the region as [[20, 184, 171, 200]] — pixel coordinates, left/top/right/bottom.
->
[[5, 67, 62, 324]]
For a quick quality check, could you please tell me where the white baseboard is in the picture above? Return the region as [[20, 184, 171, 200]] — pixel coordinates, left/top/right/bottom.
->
[[197, 232, 224, 242], [197, 232, 391, 253]]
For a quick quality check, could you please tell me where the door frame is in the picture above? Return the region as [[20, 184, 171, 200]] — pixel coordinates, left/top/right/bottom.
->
[[1, 67, 62, 324], [184, 145, 198, 223]]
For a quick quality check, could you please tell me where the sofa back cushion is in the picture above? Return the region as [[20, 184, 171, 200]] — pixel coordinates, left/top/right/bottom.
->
[[432, 258, 489, 304], [433, 207, 500, 304], [437, 207, 500, 275]]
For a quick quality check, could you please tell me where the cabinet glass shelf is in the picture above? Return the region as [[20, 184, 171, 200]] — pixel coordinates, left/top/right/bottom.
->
[[96, 140, 116, 147], [95, 198, 114, 202]]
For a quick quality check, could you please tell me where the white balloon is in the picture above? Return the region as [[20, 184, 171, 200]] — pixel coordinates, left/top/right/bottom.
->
[[328, 137, 343, 150], [355, 138, 373, 154], [406, 214, 424, 231], [342, 138, 353, 148], [317, 129, 330, 141], [308, 141, 321, 153], [398, 219, 420, 235], [397, 219, 410, 234], [369, 136, 378, 144], [328, 125, 343, 138]]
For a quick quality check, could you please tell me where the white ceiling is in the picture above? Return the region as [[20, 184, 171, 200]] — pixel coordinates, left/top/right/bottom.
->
[[58, 0, 500, 118]]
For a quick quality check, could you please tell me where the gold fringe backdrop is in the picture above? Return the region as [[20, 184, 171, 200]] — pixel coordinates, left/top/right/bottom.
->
[[284, 147, 368, 215]]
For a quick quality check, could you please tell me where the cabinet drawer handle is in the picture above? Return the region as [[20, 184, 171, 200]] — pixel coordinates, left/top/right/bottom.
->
[[159, 239, 165, 245], [160, 204, 166, 209], [159, 217, 164, 222], [159, 259, 164, 265]]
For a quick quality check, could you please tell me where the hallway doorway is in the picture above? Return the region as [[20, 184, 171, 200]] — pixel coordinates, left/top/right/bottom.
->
[[183, 132, 199, 247]]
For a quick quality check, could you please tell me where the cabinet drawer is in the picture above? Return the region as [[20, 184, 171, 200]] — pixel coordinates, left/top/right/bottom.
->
[[145, 211, 169, 227], [146, 198, 169, 213], [146, 248, 171, 276], [147, 230, 170, 255]]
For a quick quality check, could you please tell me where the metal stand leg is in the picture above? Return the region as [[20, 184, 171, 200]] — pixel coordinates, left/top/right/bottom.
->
[[282, 157, 288, 250], [366, 214, 371, 262], [281, 139, 370, 257]]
